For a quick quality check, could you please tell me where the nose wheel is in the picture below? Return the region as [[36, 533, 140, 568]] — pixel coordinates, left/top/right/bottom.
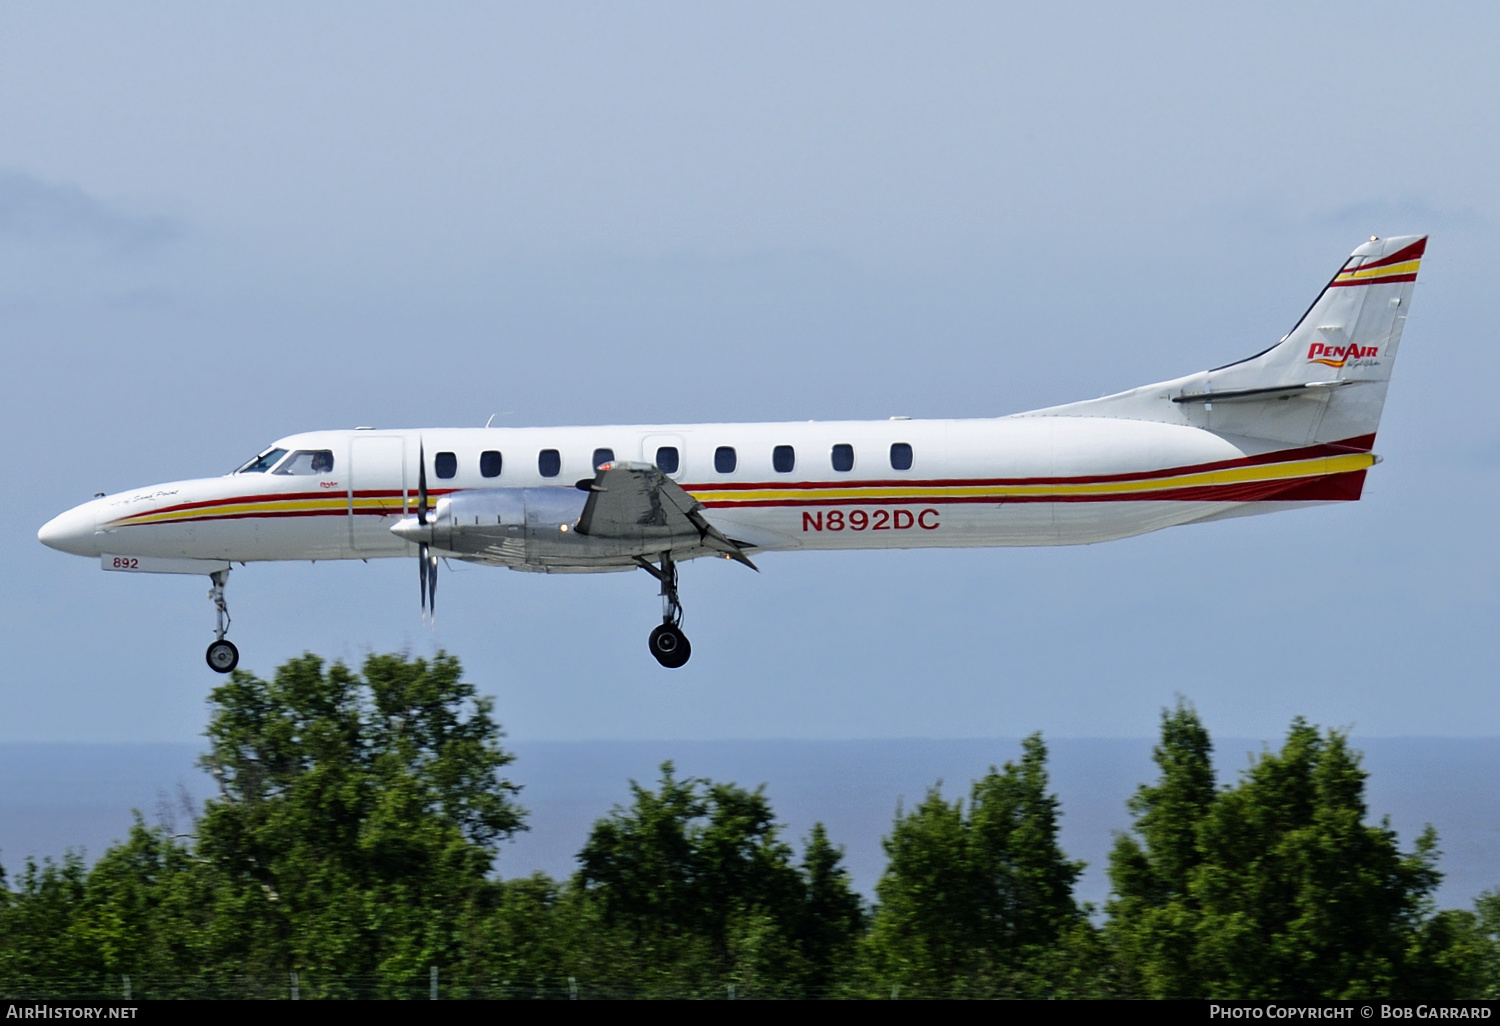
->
[[637, 553, 691, 668], [206, 638, 239, 673], [205, 569, 239, 673]]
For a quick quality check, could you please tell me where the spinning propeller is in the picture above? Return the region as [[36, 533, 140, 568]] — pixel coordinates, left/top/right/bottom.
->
[[417, 440, 437, 622]]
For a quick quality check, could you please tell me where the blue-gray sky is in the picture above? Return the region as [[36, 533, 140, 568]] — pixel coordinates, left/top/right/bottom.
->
[[4, 2, 1498, 744]]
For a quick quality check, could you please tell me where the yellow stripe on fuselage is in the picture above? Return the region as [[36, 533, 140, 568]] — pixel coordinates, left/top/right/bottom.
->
[[108, 452, 1374, 526], [112, 492, 415, 528], [113, 496, 352, 527], [686, 452, 1375, 505]]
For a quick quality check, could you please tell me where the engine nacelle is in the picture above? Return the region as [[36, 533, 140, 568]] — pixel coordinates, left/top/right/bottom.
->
[[391, 487, 646, 571]]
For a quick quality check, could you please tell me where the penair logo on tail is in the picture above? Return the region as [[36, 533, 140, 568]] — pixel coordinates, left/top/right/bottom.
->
[[1307, 342, 1379, 368], [1305, 237, 1423, 369]]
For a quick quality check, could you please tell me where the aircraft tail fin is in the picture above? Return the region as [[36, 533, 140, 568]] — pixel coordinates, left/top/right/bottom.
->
[[1030, 235, 1427, 448]]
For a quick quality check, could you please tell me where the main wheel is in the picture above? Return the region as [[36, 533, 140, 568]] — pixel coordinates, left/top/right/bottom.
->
[[206, 639, 240, 674], [648, 623, 692, 668]]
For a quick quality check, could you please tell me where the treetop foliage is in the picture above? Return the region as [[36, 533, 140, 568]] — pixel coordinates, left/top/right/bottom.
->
[[202, 651, 524, 851], [859, 733, 1092, 997], [1, 655, 1497, 999], [574, 762, 863, 996], [1108, 700, 1467, 1000]]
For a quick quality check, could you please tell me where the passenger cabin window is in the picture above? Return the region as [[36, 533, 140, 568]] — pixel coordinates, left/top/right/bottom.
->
[[480, 450, 502, 478], [592, 448, 615, 470], [538, 449, 561, 478], [831, 444, 854, 473], [890, 442, 913, 471], [773, 445, 795, 473], [714, 446, 737, 474], [275, 449, 336, 475], [655, 446, 680, 474], [235, 448, 288, 474], [434, 451, 457, 479]]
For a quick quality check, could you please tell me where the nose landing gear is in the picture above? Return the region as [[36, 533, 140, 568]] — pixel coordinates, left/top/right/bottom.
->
[[204, 569, 239, 673], [637, 553, 691, 668]]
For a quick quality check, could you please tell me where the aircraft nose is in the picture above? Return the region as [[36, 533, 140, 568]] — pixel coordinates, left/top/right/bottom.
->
[[38, 501, 101, 557]]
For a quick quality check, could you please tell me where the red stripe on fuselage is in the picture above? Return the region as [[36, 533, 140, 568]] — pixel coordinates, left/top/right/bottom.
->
[[107, 487, 451, 524], [110, 436, 1375, 527], [681, 435, 1375, 493], [700, 471, 1366, 508]]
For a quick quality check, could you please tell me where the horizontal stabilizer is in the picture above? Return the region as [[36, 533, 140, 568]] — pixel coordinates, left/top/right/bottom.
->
[[1171, 380, 1358, 405]]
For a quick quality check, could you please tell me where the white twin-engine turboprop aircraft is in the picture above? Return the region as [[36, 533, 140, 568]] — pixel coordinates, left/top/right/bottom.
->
[[40, 235, 1425, 671]]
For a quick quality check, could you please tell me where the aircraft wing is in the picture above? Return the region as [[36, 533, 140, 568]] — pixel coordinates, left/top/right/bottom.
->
[[575, 462, 757, 568]]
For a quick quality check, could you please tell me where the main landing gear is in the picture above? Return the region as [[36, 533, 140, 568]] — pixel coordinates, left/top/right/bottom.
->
[[636, 553, 691, 669], [204, 569, 239, 674]]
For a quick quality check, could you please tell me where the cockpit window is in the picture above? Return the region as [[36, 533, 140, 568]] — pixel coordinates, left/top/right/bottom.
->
[[234, 448, 288, 474], [273, 450, 336, 475]]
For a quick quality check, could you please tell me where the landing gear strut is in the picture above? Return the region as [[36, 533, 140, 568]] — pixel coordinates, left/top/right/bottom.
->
[[637, 553, 691, 668], [204, 569, 239, 674]]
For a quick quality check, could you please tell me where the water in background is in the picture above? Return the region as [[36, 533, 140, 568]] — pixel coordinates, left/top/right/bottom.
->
[[0, 738, 1495, 911]]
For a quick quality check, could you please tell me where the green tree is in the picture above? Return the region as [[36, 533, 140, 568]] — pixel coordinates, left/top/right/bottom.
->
[[0, 854, 97, 994], [859, 734, 1088, 997], [1469, 890, 1500, 997], [1109, 705, 1474, 999], [192, 651, 526, 995], [69, 818, 220, 993], [1106, 699, 1217, 996], [466, 873, 573, 998], [573, 762, 861, 997], [798, 823, 865, 995]]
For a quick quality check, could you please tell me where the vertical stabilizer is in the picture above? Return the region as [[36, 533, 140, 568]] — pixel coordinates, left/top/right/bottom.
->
[[1202, 234, 1425, 445], [1028, 235, 1427, 448]]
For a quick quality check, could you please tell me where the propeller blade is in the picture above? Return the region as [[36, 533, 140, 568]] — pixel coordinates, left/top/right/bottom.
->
[[417, 440, 429, 526], [427, 552, 438, 622], [415, 440, 437, 623], [419, 541, 429, 621]]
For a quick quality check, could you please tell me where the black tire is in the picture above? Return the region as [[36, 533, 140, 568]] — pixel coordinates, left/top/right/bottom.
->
[[648, 624, 692, 669], [206, 639, 239, 674]]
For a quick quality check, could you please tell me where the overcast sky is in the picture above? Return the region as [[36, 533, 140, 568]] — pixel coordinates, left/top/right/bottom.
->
[[4, 2, 1498, 744]]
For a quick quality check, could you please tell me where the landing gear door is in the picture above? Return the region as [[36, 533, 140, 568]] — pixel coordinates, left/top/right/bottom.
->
[[349, 435, 408, 552], [640, 434, 686, 479]]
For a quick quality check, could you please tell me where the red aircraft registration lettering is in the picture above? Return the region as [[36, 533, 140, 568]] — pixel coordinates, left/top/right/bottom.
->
[[802, 508, 940, 532]]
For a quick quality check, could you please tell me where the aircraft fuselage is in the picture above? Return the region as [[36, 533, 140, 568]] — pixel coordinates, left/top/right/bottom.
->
[[42, 415, 1375, 572]]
